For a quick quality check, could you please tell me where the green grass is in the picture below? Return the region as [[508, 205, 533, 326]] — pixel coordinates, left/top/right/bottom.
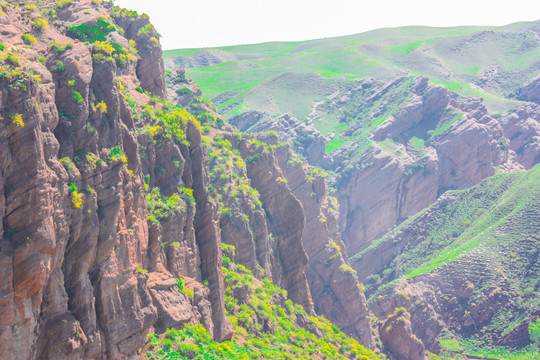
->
[[405, 165, 540, 278], [165, 20, 538, 126], [144, 263, 380, 360], [388, 40, 425, 55], [325, 137, 349, 153], [439, 337, 540, 360]]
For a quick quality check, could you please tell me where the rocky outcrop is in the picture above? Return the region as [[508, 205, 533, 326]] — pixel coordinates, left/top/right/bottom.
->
[[229, 110, 269, 131], [336, 77, 512, 254], [499, 104, 540, 169], [274, 144, 374, 347], [237, 139, 315, 314], [380, 308, 426, 360], [112, 7, 166, 97], [517, 74, 540, 104], [188, 122, 234, 341], [165, 67, 203, 107], [250, 113, 328, 164]]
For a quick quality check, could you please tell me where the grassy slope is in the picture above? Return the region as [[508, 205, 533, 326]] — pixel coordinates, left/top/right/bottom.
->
[[143, 262, 381, 360], [164, 21, 539, 120], [357, 164, 540, 283], [353, 165, 540, 357]]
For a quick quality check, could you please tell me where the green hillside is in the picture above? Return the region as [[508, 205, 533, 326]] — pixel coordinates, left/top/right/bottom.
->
[[164, 21, 540, 121], [351, 164, 540, 357], [355, 164, 540, 286]]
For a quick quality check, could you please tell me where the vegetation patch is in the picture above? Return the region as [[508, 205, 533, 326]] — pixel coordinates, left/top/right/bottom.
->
[[32, 18, 49, 32], [144, 262, 380, 360], [67, 19, 115, 43], [21, 34, 37, 46]]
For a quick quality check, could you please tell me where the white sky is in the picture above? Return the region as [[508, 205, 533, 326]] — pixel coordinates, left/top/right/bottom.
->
[[113, 0, 540, 50]]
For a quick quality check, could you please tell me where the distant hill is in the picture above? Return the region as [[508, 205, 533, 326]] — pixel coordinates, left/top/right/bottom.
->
[[164, 20, 540, 119]]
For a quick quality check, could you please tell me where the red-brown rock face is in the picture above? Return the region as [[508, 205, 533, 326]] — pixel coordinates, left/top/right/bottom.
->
[[236, 139, 316, 314], [337, 78, 535, 255], [380, 308, 426, 360], [0, 1, 230, 358], [273, 145, 374, 348]]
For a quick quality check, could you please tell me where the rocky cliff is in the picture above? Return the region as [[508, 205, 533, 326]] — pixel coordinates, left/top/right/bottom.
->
[[0, 1, 230, 358], [0, 1, 377, 359], [332, 76, 514, 254]]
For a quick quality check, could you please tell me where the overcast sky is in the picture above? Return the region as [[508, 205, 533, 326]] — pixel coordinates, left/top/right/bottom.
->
[[113, 0, 540, 50]]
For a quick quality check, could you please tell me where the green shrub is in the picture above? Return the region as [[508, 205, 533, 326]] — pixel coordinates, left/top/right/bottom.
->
[[37, 55, 46, 65], [137, 23, 157, 37], [21, 34, 37, 46], [179, 187, 196, 207], [95, 102, 107, 114], [177, 342, 200, 358], [57, 0, 74, 8], [136, 266, 148, 274], [68, 182, 82, 208], [51, 60, 64, 72], [175, 87, 192, 96], [59, 157, 76, 171], [266, 130, 279, 139], [531, 319, 540, 345], [110, 5, 140, 20], [71, 91, 84, 105], [91, 41, 130, 67], [340, 264, 357, 275], [0, 43, 5, 51], [91, 53, 114, 64], [108, 146, 127, 163], [6, 52, 20, 66], [175, 277, 194, 298], [67, 19, 115, 43], [93, 41, 115, 55], [32, 18, 49, 32], [50, 40, 73, 52], [146, 187, 185, 224], [11, 113, 24, 127], [46, 8, 57, 18], [222, 256, 232, 268]]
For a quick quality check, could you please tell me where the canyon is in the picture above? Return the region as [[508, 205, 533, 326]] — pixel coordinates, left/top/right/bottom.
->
[[0, 0, 539, 359]]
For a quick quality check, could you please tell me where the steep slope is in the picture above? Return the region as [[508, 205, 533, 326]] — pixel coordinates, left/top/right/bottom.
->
[[143, 258, 381, 360], [0, 1, 378, 359], [351, 165, 540, 357], [167, 68, 376, 348]]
